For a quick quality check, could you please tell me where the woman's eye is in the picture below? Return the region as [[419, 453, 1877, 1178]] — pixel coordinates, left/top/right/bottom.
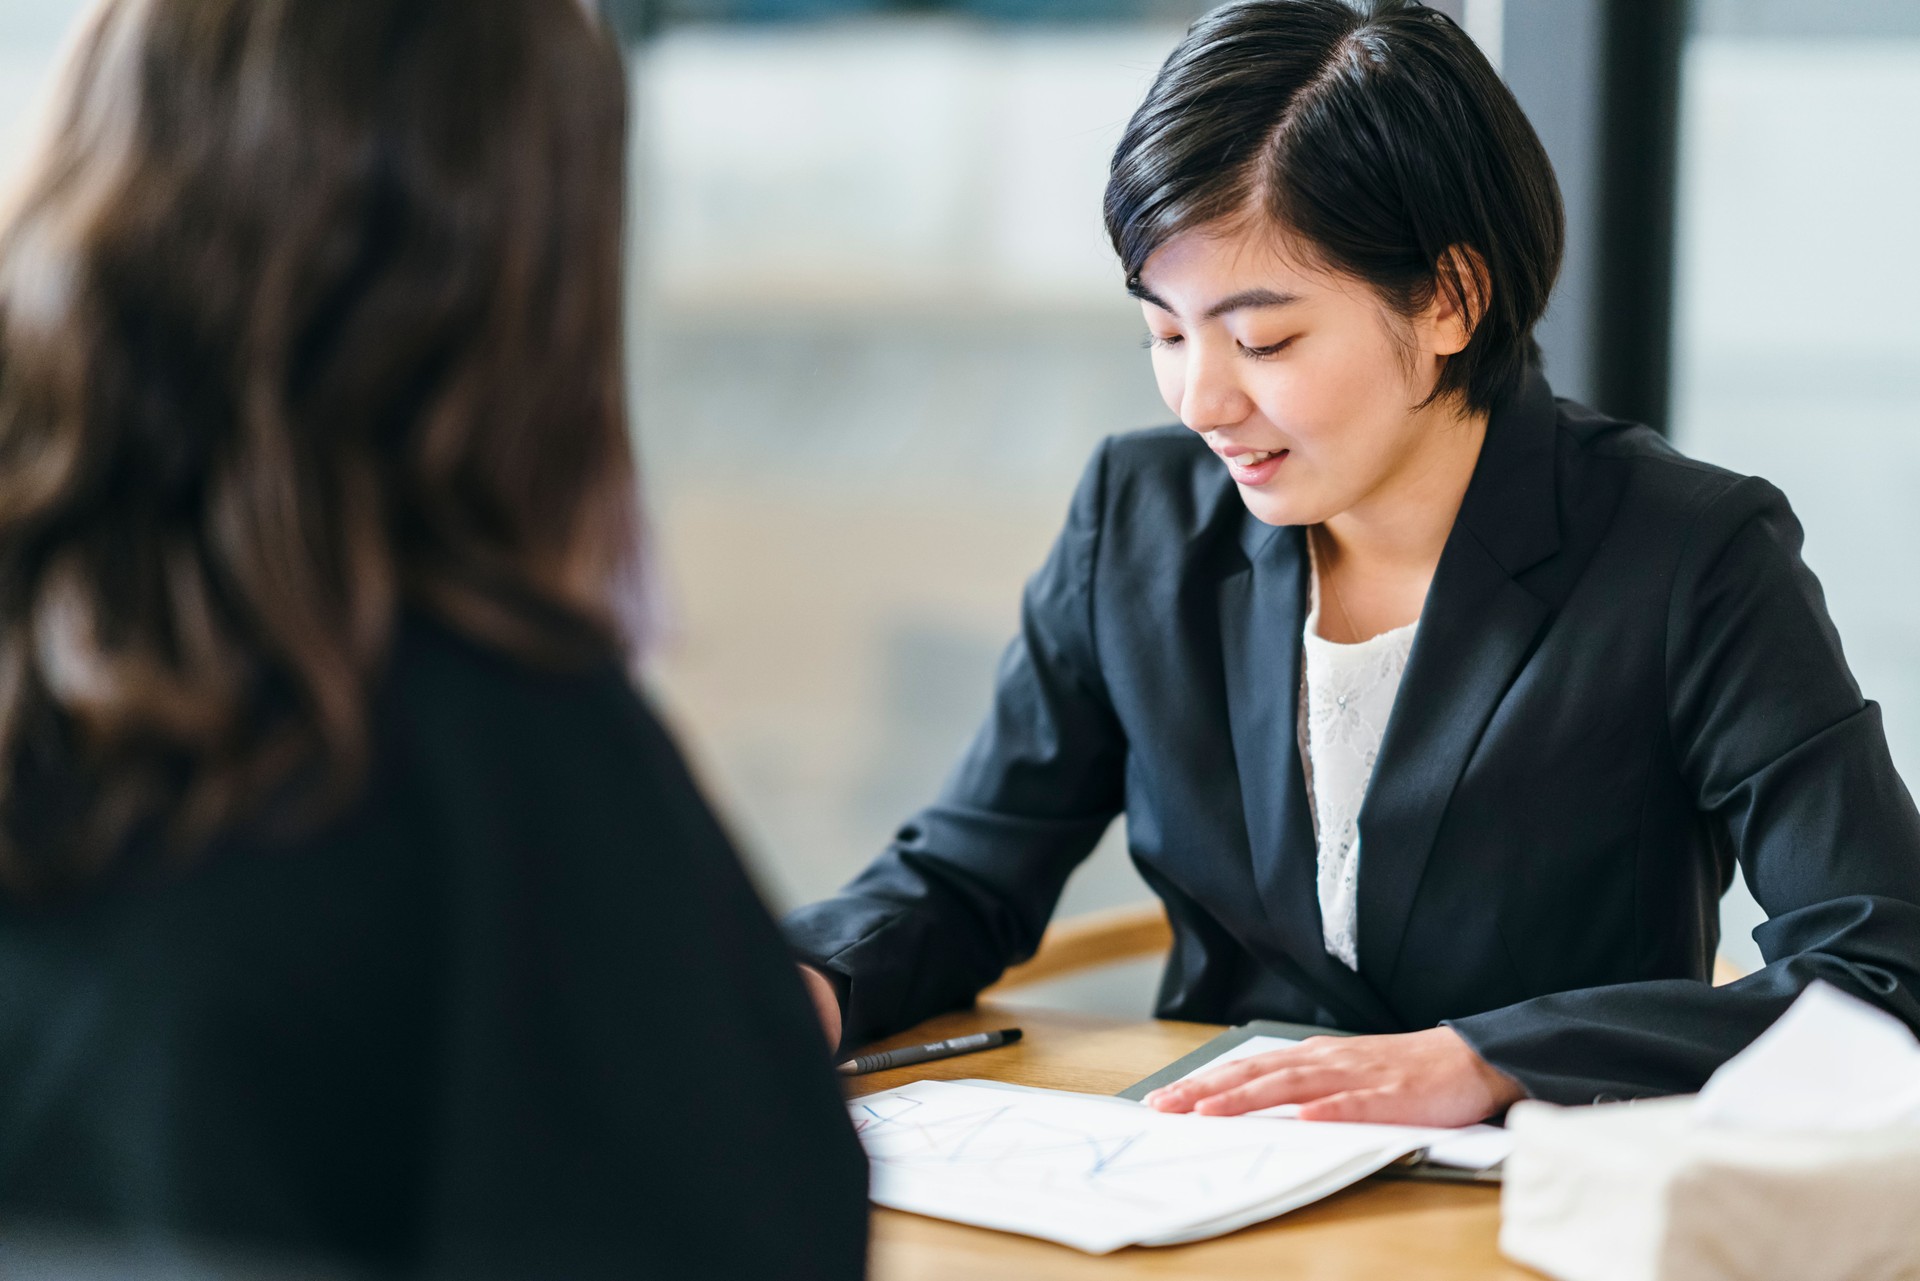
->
[[1143, 333, 1183, 350], [1239, 337, 1294, 359]]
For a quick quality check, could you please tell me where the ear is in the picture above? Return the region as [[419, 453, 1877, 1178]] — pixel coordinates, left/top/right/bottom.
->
[[1420, 244, 1490, 357]]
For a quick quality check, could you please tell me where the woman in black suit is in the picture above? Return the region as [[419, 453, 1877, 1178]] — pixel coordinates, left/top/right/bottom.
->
[[0, 1, 866, 1275], [788, 0, 1920, 1127]]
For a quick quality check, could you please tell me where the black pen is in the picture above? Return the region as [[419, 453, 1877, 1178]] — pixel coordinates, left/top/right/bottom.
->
[[836, 1027, 1023, 1076]]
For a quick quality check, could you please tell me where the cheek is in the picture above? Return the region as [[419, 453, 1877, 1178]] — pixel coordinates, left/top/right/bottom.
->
[[1250, 343, 1391, 453], [1244, 365, 1335, 452]]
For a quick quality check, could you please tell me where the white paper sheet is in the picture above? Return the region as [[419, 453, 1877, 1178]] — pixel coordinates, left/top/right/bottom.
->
[[1172, 1034, 1514, 1170], [850, 1078, 1422, 1253]]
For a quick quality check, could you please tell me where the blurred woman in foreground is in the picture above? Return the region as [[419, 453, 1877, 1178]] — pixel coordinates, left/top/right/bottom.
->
[[0, 1, 867, 1275]]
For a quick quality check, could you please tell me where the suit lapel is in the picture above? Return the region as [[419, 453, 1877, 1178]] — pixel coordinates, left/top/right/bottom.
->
[[1354, 367, 1563, 986], [1218, 519, 1402, 1031]]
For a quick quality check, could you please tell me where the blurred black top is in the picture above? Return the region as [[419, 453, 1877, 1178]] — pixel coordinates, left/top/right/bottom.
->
[[0, 614, 868, 1279]]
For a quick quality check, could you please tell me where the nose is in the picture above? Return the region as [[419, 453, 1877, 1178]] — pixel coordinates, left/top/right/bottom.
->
[[1175, 338, 1253, 436]]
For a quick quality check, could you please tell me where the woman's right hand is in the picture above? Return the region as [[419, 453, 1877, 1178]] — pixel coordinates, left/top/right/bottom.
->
[[797, 964, 843, 1052]]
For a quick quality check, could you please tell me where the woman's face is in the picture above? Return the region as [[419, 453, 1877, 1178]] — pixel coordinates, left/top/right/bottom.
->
[[1137, 221, 1475, 529]]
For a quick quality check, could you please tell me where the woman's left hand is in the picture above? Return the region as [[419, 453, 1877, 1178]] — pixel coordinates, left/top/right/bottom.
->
[[1143, 1026, 1526, 1127]]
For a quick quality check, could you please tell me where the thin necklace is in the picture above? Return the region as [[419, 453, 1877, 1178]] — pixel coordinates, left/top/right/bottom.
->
[[1313, 524, 1361, 642]]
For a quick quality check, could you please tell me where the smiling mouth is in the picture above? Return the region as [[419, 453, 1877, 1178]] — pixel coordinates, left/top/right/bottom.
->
[[1226, 449, 1288, 475]]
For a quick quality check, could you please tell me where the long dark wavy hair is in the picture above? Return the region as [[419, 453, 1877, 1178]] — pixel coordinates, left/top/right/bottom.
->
[[0, 0, 641, 892]]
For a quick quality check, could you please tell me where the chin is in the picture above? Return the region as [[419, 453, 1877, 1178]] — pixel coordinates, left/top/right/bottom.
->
[[1235, 486, 1311, 528]]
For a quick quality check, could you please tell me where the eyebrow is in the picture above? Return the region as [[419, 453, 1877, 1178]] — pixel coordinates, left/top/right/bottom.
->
[[1128, 282, 1305, 320]]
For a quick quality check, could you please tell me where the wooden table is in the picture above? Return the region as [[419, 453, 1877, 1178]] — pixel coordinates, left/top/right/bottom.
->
[[848, 999, 1537, 1280]]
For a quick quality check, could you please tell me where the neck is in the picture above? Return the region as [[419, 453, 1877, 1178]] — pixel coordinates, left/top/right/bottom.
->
[[1321, 398, 1489, 573]]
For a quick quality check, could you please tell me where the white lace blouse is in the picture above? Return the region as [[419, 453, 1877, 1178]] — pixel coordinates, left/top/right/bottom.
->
[[1300, 577, 1418, 972]]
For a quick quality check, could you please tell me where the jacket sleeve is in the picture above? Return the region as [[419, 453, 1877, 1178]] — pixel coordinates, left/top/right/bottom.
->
[[783, 440, 1128, 1054], [1447, 476, 1920, 1105]]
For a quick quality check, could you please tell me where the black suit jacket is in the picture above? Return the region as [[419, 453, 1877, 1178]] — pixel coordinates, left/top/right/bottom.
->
[[0, 616, 869, 1279], [786, 367, 1920, 1106]]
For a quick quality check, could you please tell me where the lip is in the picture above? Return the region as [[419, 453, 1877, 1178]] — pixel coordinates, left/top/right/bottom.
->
[[1213, 444, 1289, 486]]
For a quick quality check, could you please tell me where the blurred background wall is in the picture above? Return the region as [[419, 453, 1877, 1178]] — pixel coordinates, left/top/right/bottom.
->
[[0, 0, 1913, 1004], [1671, 2, 1920, 971], [629, 14, 1191, 949]]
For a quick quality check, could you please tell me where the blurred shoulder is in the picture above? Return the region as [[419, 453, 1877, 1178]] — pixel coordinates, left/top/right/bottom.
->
[[1098, 423, 1220, 490], [388, 607, 635, 707], [380, 610, 677, 786], [1085, 425, 1246, 546]]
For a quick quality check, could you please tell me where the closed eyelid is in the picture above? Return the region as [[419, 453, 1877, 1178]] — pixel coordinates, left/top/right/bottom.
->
[[1141, 328, 1291, 353], [1239, 336, 1295, 357]]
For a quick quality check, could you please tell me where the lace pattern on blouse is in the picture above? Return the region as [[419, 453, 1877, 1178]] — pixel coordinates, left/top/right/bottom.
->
[[1300, 549, 1418, 972]]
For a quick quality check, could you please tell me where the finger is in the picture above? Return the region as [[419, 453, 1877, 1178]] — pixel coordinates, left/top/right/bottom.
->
[[1296, 1087, 1402, 1124], [1145, 1050, 1316, 1110], [1190, 1064, 1349, 1116]]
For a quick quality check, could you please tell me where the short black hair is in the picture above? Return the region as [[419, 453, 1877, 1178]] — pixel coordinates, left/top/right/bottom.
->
[[1104, 0, 1564, 414]]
